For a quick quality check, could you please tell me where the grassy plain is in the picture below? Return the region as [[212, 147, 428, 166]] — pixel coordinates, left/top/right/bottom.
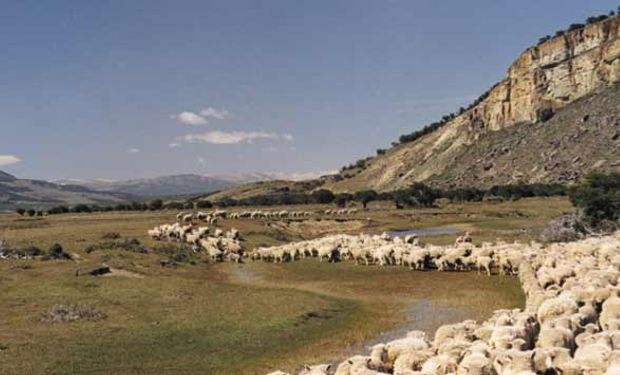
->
[[0, 197, 570, 374]]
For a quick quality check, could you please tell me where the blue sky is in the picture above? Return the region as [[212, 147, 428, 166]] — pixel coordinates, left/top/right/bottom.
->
[[1, 0, 618, 180]]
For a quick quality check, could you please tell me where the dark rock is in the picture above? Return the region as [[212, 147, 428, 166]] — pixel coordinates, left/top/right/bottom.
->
[[89, 266, 111, 276]]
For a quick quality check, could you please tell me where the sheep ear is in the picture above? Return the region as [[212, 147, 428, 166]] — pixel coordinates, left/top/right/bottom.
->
[[304, 365, 310, 371], [326, 364, 332, 371]]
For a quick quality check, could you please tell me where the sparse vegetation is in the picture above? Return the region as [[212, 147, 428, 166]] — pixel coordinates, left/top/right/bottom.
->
[[42, 304, 107, 323]]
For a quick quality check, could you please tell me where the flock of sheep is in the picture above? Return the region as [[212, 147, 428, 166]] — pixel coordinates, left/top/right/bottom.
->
[[175, 208, 359, 223], [147, 222, 243, 262], [249, 232, 497, 275], [263, 233, 620, 375], [229, 210, 314, 220]]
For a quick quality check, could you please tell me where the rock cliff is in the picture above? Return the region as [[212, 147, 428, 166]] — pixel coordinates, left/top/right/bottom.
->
[[327, 15, 620, 192]]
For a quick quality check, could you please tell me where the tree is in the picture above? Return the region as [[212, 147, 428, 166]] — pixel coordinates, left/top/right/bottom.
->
[[334, 193, 353, 208], [164, 201, 184, 210], [149, 199, 164, 211], [569, 173, 620, 228], [26, 209, 36, 217], [72, 204, 92, 213], [353, 190, 378, 209], [311, 189, 335, 204], [196, 200, 213, 209], [393, 183, 441, 208], [16, 208, 25, 216]]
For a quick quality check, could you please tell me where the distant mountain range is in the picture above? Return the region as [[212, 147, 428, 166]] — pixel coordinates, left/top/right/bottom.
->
[[55, 174, 234, 198], [54, 171, 334, 199], [0, 169, 334, 210], [0, 171, 129, 210]]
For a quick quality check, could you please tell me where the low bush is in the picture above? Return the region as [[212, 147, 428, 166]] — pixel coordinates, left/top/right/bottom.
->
[[154, 244, 198, 265], [539, 214, 588, 243], [43, 243, 72, 260], [84, 239, 148, 254]]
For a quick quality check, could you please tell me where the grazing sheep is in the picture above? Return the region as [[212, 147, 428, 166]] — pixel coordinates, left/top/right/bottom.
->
[[208, 230, 620, 375], [299, 364, 331, 375]]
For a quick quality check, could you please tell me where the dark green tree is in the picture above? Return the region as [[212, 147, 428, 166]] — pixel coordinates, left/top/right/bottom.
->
[[353, 190, 378, 209], [149, 199, 164, 211], [334, 193, 353, 208], [196, 200, 213, 209], [311, 189, 335, 204]]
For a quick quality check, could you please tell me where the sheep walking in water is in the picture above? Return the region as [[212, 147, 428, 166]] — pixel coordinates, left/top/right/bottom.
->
[[264, 232, 620, 375]]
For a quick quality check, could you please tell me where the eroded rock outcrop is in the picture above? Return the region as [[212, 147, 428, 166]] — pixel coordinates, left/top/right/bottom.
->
[[327, 16, 620, 192]]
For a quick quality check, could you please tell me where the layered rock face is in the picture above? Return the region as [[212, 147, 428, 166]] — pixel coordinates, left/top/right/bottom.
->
[[327, 16, 620, 192]]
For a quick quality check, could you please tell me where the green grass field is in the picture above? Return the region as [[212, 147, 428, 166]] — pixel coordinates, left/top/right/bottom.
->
[[0, 197, 568, 374]]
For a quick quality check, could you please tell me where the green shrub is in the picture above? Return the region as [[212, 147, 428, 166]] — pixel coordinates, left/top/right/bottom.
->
[[43, 243, 72, 260], [569, 173, 620, 228]]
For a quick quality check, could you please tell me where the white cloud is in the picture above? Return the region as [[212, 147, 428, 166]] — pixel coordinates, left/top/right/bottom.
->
[[178, 130, 291, 145], [261, 144, 297, 153], [0, 155, 21, 166], [127, 148, 141, 153], [172, 107, 229, 126], [168, 142, 181, 148], [199, 107, 229, 120], [198, 157, 207, 166], [172, 111, 208, 126]]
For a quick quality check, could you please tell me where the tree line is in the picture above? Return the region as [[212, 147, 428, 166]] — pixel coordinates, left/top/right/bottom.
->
[[15, 181, 572, 217]]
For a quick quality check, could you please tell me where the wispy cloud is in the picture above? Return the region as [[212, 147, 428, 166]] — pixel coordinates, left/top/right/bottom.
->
[[199, 107, 229, 120], [127, 148, 141, 153], [0, 155, 21, 166], [168, 142, 181, 148], [172, 106, 229, 126], [261, 144, 297, 153], [178, 130, 294, 145]]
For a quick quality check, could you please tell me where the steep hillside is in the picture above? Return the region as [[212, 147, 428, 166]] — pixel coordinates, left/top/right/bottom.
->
[[0, 171, 129, 209], [58, 174, 234, 198], [326, 14, 620, 192], [200, 179, 325, 202], [429, 83, 620, 188]]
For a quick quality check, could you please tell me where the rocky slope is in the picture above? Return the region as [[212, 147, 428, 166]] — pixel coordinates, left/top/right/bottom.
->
[[0, 171, 129, 210], [326, 14, 620, 192]]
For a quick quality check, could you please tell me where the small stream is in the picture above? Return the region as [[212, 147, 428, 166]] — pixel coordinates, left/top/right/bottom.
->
[[363, 299, 472, 348], [388, 227, 459, 238]]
